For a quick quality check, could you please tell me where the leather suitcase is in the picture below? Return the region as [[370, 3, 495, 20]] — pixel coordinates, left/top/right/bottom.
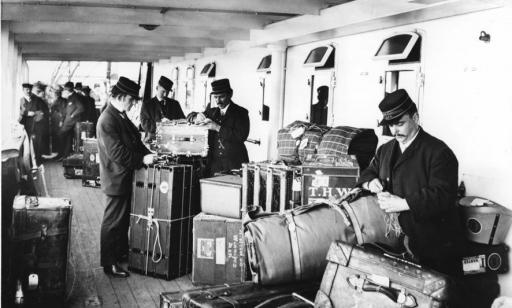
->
[[129, 164, 194, 279], [160, 289, 185, 308], [10, 196, 72, 307], [182, 282, 318, 308], [254, 293, 314, 308], [462, 242, 509, 275], [242, 162, 301, 214], [301, 166, 359, 205], [156, 122, 210, 157], [200, 175, 242, 218], [191, 213, 248, 285], [81, 138, 100, 188], [62, 153, 84, 179], [315, 241, 453, 308], [73, 121, 95, 153]]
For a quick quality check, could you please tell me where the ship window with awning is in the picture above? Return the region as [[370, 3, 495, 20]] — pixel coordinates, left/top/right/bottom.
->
[[200, 62, 216, 77], [256, 55, 272, 72], [374, 32, 421, 61], [303, 45, 335, 69]]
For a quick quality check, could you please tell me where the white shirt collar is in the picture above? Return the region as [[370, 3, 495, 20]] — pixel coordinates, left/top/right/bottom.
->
[[220, 103, 230, 116], [398, 127, 420, 152]]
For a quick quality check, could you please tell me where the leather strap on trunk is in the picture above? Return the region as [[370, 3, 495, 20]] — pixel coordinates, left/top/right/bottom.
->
[[285, 213, 302, 281]]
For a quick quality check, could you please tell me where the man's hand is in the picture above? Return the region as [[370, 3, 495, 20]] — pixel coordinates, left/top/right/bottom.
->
[[161, 117, 171, 123], [194, 112, 207, 124], [204, 118, 221, 132], [377, 192, 410, 213], [365, 178, 384, 193], [143, 153, 156, 165], [27, 111, 35, 117], [34, 111, 44, 122]]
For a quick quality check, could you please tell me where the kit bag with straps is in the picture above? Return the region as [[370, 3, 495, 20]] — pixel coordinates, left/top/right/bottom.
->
[[243, 189, 401, 285]]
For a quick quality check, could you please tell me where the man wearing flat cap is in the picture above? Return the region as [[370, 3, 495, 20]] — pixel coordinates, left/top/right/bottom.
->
[[97, 77, 156, 278], [192, 78, 250, 173], [357, 89, 465, 277], [140, 76, 185, 142]]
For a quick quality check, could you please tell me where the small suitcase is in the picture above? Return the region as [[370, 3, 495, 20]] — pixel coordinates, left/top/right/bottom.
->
[[192, 213, 248, 285], [242, 162, 301, 214], [200, 175, 242, 218], [73, 121, 95, 153], [62, 153, 84, 179], [315, 241, 453, 308], [155, 122, 210, 157], [462, 242, 509, 275], [129, 164, 194, 280], [182, 282, 318, 308], [10, 196, 72, 307], [82, 138, 100, 188]]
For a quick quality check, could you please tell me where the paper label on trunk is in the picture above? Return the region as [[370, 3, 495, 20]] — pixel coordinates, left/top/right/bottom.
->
[[216, 238, 226, 265], [197, 238, 214, 259]]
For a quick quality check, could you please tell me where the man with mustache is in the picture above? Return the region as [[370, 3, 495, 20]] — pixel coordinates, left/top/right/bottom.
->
[[358, 89, 465, 277], [192, 78, 250, 174]]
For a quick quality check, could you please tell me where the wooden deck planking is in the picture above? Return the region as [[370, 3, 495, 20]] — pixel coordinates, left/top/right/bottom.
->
[[43, 161, 196, 308]]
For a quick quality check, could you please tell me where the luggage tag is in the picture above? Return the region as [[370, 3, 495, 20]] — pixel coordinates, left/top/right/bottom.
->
[[299, 138, 309, 150]]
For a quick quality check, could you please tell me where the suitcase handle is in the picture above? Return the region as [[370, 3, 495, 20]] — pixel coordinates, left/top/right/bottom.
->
[[346, 274, 417, 308]]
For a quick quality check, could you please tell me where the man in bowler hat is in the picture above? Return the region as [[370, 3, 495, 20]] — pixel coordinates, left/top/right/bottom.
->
[[60, 81, 85, 158], [140, 76, 185, 142], [97, 77, 156, 278], [192, 78, 250, 173], [357, 89, 465, 277]]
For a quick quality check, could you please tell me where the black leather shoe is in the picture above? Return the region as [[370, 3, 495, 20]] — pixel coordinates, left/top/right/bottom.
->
[[103, 264, 130, 278]]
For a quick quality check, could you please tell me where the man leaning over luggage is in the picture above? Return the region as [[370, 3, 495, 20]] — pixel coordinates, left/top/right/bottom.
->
[[357, 89, 466, 277], [97, 77, 156, 278], [140, 76, 185, 142], [190, 78, 250, 174]]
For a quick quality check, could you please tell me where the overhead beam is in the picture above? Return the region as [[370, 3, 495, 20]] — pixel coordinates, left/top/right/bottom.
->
[[20, 43, 201, 55], [15, 34, 226, 48], [2, 4, 271, 29], [2, 0, 320, 15], [10, 21, 250, 41], [23, 53, 168, 62]]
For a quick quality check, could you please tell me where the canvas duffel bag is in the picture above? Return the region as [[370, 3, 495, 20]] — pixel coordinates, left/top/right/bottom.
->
[[244, 190, 400, 286], [277, 121, 329, 163], [316, 126, 377, 170]]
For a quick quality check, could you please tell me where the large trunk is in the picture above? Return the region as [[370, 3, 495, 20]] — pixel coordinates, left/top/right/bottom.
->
[[10, 196, 72, 307], [73, 121, 96, 153], [155, 123, 210, 157], [82, 138, 100, 188], [129, 164, 194, 279], [200, 175, 242, 219]]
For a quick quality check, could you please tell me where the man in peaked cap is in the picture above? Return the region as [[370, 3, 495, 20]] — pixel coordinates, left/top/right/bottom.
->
[[191, 78, 250, 174], [357, 89, 465, 277], [140, 75, 185, 142], [97, 76, 155, 278]]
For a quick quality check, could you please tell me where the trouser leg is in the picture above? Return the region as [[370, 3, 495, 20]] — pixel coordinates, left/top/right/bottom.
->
[[100, 194, 131, 267]]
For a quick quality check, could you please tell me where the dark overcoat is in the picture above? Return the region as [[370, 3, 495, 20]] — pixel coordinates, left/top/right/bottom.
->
[[358, 127, 465, 265], [61, 92, 85, 132], [140, 97, 185, 134], [204, 102, 250, 173], [97, 105, 150, 196]]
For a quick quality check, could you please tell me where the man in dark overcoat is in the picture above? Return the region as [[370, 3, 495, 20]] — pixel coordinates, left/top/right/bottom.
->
[[140, 76, 185, 142], [358, 89, 465, 277], [193, 78, 250, 174], [60, 82, 85, 158], [97, 77, 155, 278]]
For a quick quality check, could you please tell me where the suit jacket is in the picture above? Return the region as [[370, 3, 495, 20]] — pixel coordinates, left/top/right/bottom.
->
[[61, 92, 85, 132], [140, 96, 185, 134], [97, 105, 151, 196], [358, 127, 465, 263], [18, 95, 48, 136], [204, 102, 250, 173]]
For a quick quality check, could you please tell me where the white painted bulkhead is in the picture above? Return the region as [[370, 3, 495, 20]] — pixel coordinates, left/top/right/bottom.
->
[[155, 5, 512, 295]]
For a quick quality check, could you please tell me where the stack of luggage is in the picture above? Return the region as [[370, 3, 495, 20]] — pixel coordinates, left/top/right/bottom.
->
[[63, 121, 97, 180], [128, 121, 210, 280]]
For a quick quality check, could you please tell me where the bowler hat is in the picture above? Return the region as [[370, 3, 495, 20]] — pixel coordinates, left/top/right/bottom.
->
[[75, 82, 83, 90], [211, 78, 232, 95], [64, 82, 74, 90], [114, 76, 140, 99], [158, 76, 173, 92], [22, 83, 33, 90], [378, 89, 416, 125], [33, 81, 47, 91]]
